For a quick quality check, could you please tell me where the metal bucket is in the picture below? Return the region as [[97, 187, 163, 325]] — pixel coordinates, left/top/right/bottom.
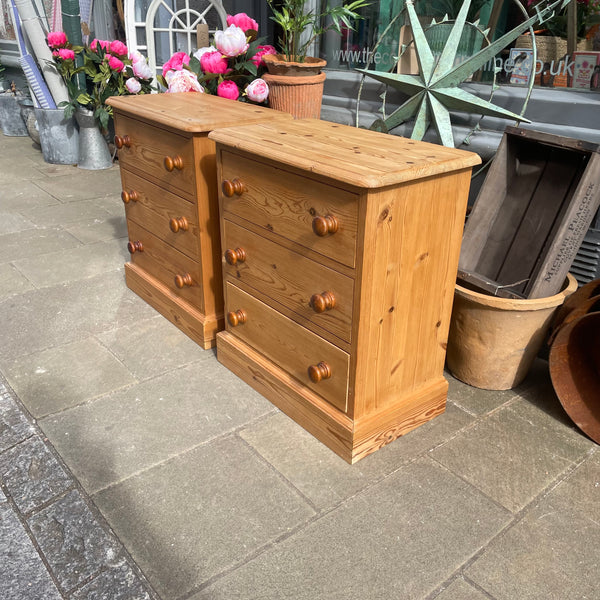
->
[[35, 107, 79, 165]]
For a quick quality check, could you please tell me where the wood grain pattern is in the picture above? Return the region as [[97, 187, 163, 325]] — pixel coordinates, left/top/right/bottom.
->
[[225, 283, 350, 412], [209, 119, 481, 188], [121, 168, 201, 260], [222, 220, 354, 343], [107, 92, 292, 133], [220, 150, 358, 267]]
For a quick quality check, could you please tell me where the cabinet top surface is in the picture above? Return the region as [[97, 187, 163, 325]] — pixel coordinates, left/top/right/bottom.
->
[[209, 118, 481, 188], [106, 92, 292, 132]]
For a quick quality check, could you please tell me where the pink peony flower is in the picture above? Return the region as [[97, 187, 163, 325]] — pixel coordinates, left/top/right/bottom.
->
[[110, 39, 128, 56], [200, 50, 229, 74], [162, 51, 190, 77], [126, 77, 142, 93], [47, 31, 67, 48], [131, 56, 153, 79], [245, 78, 269, 103], [214, 25, 249, 57], [57, 48, 75, 60], [193, 46, 217, 61], [226, 13, 259, 33], [251, 44, 277, 67], [108, 55, 125, 72], [217, 80, 239, 100], [166, 70, 204, 93], [90, 39, 110, 52]]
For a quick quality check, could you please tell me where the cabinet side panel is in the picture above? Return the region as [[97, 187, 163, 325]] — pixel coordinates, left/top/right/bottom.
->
[[352, 169, 472, 417], [193, 135, 224, 320]]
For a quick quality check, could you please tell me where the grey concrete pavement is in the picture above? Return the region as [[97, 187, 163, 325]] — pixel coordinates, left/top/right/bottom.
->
[[0, 133, 598, 600]]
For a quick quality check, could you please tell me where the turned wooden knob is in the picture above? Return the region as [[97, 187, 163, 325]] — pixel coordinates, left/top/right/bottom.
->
[[308, 361, 332, 383], [224, 247, 246, 265], [164, 155, 184, 172], [127, 240, 143, 254], [222, 179, 246, 197], [169, 216, 188, 233], [227, 309, 247, 327], [121, 189, 139, 203], [312, 214, 339, 236], [174, 273, 193, 288], [310, 291, 336, 313], [114, 134, 131, 149]]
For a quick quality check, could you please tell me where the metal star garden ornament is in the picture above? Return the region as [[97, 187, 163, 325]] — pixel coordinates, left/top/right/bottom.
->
[[357, 0, 572, 147]]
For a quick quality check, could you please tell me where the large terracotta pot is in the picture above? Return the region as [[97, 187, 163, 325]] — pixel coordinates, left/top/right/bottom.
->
[[446, 274, 578, 390], [262, 54, 327, 119]]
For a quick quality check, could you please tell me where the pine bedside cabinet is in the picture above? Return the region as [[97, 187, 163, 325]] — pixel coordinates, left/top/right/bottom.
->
[[209, 119, 481, 462], [106, 93, 291, 348]]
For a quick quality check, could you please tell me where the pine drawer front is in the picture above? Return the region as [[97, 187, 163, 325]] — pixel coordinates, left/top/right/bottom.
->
[[220, 151, 358, 268], [225, 283, 349, 412], [126, 220, 204, 309], [120, 169, 200, 259], [222, 220, 354, 343], [114, 114, 196, 198]]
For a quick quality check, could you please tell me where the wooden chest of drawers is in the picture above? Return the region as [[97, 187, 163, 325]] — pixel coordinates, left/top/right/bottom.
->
[[106, 93, 290, 348], [210, 119, 481, 462]]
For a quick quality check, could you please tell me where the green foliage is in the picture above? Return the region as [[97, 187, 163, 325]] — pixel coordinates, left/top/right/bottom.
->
[[428, 0, 489, 22], [267, 0, 370, 61]]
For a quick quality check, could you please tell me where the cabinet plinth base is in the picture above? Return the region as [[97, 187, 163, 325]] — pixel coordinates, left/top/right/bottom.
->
[[217, 330, 447, 463], [125, 263, 222, 349]]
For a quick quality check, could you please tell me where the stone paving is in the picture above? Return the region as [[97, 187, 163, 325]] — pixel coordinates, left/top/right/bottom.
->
[[0, 133, 599, 600]]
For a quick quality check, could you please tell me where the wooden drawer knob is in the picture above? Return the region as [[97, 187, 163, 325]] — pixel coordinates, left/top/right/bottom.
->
[[169, 216, 189, 233], [308, 361, 332, 383], [114, 134, 131, 149], [310, 291, 336, 313], [121, 190, 139, 203], [222, 179, 246, 197], [127, 240, 143, 254], [174, 273, 193, 288], [164, 155, 184, 172], [227, 309, 247, 327], [312, 215, 339, 237], [224, 247, 246, 265]]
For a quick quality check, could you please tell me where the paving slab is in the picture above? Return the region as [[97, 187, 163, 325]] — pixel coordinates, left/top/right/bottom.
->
[[32, 168, 122, 202], [39, 359, 274, 493], [28, 489, 125, 592], [239, 402, 474, 510], [430, 396, 593, 513], [12, 238, 128, 288], [96, 317, 212, 381], [0, 212, 36, 235], [0, 180, 60, 211], [190, 457, 511, 600], [466, 451, 600, 600], [0, 226, 81, 264], [0, 270, 157, 359], [1, 336, 138, 418], [434, 577, 493, 600], [92, 435, 316, 599], [0, 154, 46, 183], [20, 199, 114, 227], [0, 502, 63, 600], [66, 215, 128, 244], [0, 263, 35, 301], [70, 560, 153, 600], [0, 434, 73, 513], [0, 385, 36, 452]]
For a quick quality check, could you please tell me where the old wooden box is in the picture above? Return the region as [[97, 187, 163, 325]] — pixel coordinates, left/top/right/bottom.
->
[[459, 127, 600, 299]]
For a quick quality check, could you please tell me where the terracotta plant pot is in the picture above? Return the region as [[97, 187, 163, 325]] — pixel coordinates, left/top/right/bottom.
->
[[262, 54, 327, 119], [446, 274, 578, 390]]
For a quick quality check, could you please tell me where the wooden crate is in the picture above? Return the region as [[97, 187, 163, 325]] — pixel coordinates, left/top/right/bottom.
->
[[459, 127, 600, 299]]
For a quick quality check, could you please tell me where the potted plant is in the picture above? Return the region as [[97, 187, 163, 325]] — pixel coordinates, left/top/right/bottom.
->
[[263, 0, 369, 118]]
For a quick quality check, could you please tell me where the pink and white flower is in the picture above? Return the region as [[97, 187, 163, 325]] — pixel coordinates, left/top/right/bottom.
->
[[166, 69, 204, 93], [162, 51, 190, 77], [226, 13, 259, 33], [131, 55, 153, 80], [193, 46, 217, 61], [126, 77, 142, 93], [214, 25, 249, 57], [251, 44, 277, 67], [245, 78, 269, 103], [217, 80, 240, 100]]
